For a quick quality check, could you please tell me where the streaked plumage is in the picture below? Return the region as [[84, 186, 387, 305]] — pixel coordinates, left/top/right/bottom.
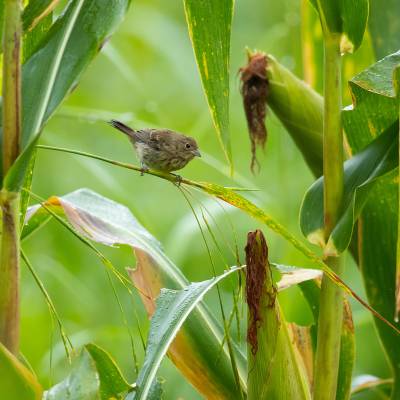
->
[[109, 120, 201, 172]]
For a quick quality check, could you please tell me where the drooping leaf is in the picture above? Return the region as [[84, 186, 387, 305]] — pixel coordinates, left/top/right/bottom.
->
[[271, 263, 322, 291], [0, 342, 43, 400], [24, 189, 247, 399], [344, 51, 400, 144], [126, 266, 244, 400], [43, 344, 131, 400], [183, 0, 233, 170], [300, 123, 398, 256], [308, 0, 368, 53], [351, 376, 392, 399], [2, 0, 131, 189]]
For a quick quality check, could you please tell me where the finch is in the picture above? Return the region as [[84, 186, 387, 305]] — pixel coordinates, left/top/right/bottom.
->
[[109, 120, 201, 173]]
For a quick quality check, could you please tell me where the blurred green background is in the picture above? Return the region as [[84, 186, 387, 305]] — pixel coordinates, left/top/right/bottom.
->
[[21, 0, 388, 398]]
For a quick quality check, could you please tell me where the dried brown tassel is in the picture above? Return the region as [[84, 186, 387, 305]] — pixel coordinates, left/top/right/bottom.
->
[[240, 52, 269, 173], [245, 229, 270, 355]]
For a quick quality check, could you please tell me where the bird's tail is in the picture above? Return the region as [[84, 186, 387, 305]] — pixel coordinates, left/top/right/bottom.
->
[[108, 119, 137, 140]]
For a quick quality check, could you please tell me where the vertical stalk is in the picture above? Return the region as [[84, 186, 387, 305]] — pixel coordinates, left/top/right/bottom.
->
[[322, 37, 343, 235], [313, 36, 344, 400], [0, 0, 22, 354], [0, 192, 21, 353], [395, 65, 400, 323], [3, 0, 22, 173]]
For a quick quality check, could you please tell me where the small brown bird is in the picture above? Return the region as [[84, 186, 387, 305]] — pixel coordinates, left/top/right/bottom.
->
[[109, 120, 201, 174]]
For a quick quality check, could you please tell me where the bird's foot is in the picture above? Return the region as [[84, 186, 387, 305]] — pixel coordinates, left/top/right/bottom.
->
[[140, 164, 149, 176], [171, 173, 182, 186]]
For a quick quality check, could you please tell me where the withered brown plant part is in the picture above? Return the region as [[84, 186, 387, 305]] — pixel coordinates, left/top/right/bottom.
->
[[240, 52, 269, 173], [245, 229, 270, 355]]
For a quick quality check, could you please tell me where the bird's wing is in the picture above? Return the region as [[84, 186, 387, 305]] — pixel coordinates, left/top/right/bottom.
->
[[133, 129, 153, 144]]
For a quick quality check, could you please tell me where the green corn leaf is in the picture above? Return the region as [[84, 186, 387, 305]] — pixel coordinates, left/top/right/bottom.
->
[[300, 123, 398, 256], [309, 0, 368, 53], [23, 1, 55, 62], [183, 0, 233, 170], [84, 344, 132, 399], [351, 376, 392, 399], [0, 342, 43, 400], [342, 51, 400, 396], [22, 0, 59, 32], [24, 188, 247, 399], [43, 344, 131, 399], [146, 379, 163, 400], [126, 266, 245, 400], [1, 0, 131, 189]]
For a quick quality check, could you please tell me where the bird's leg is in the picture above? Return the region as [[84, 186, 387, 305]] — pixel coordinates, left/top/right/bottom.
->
[[171, 173, 182, 186], [140, 162, 149, 176]]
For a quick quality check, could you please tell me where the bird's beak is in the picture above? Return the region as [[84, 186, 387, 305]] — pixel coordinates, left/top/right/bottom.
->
[[192, 149, 201, 157]]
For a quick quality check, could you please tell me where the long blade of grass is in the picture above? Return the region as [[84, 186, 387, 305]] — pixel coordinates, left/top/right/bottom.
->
[[21, 249, 72, 360], [33, 144, 400, 335], [183, 0, 233, 171]]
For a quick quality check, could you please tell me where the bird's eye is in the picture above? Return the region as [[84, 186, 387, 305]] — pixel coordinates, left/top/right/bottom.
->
[[185, 143, 191, 149]]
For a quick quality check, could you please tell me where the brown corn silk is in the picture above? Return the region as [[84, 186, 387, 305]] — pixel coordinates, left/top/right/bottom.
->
[[240, 52, 268, 173]]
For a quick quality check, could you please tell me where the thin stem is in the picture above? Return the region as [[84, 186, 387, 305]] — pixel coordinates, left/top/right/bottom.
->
[[3, 0, 22, 174], [21, 249, 72, 360], [396, 75, 400, 322], [323, 38, 343, 236], [0, 0, 22, 354], [0, 191, 20, 353], [313, 36, 344, 400]]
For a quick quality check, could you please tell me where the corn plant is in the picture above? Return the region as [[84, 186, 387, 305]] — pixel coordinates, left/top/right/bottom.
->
[[1, 0, 400, 399]]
